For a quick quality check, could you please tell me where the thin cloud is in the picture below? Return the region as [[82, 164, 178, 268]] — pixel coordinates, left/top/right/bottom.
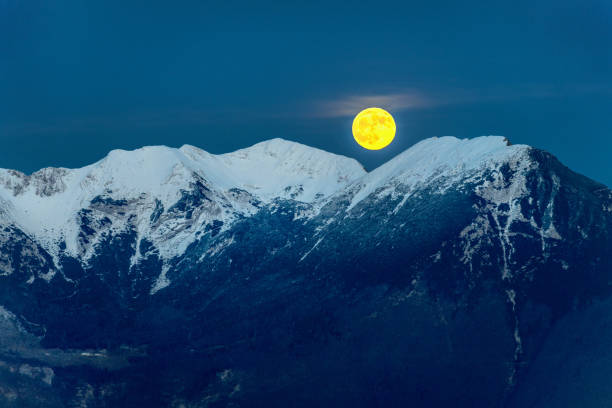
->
[[310, 83, 612, 119], [313, 92, 433, 118]]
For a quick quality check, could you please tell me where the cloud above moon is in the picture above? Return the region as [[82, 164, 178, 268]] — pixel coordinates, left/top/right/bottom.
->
[[310, 83, 612, 119], [313, 92, 432, 118]]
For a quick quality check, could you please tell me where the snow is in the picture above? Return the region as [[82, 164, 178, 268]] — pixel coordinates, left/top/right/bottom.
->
[[346, 136, 529, 210], [0, 138, 365, 263], [541, 174, 562, 240], [505, 288, 523, 386], [200, 236, 236, 261], [476, 152, 534, 280], [0, 135, 536, 286], [299, 236, 325, 262], [39, 269, 56, 282], [150, 265, 171, 295], [459, 214, 494, 275], [211, 138, 366, 202]]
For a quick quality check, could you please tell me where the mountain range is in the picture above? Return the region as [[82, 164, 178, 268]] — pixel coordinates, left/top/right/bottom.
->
[[0, 136, 611, 407]]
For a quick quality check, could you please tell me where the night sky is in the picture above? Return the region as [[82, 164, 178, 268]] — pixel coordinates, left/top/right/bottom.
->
[[1, 1, 611, 186]]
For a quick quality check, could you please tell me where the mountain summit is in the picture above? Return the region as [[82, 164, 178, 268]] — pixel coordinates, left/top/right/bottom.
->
[[0, 136, 610, 407], [0, 138, 364, 262]]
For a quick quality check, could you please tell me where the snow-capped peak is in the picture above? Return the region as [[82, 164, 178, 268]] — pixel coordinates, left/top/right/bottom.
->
[[215, 138, 366, 202], [346, 136, 530, 209], [0, 139, 365, 204], [0, 135, 534, 267], [0, 138, 366, 262]]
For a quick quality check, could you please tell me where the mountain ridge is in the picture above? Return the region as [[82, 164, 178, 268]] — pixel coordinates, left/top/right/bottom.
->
[[0, 135, 611, 407]]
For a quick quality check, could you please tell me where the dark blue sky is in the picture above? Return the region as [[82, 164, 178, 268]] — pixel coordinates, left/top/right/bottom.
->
[[1, 0, 611, 185]]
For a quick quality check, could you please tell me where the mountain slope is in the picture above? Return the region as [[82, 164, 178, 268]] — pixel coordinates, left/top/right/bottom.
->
[[0, 136, 610, 407], [0, 138, 364, 267]]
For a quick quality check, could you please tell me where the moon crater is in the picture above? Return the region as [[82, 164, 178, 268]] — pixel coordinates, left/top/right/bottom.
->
[[352, 107, 396, 150]]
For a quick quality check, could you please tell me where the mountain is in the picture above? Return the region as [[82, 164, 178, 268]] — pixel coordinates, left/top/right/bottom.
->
[[0, 136, 610, 407]]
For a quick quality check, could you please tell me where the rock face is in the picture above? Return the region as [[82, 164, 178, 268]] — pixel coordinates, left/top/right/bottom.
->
[[0, 136, 610, 407]]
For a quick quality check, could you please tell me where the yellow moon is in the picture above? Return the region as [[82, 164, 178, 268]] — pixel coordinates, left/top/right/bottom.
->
[[352, 107, 396, 150]]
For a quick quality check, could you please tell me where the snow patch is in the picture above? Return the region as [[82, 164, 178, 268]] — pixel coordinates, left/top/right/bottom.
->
[[150, 265, 171, 295], [38, 269, 55, 282], [505, 289, 523, 387], [299, 236, 325, 262], [200, 236, 236, 261]]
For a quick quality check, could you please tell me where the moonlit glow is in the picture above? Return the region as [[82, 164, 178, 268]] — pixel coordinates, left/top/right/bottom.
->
[[352, 107, 396, 150]]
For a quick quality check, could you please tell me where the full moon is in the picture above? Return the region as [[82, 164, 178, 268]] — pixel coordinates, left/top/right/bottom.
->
[[352, 107, 396, 150]]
